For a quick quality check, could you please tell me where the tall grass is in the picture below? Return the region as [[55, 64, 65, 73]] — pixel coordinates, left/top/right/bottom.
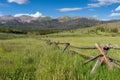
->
[[36, 41, 120, 80], [0, 33, 120, 80], [0, 38, 43, 80]]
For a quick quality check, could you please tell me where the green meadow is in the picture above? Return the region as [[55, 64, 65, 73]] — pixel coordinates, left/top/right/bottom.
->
[[0, 30, 120, 80]]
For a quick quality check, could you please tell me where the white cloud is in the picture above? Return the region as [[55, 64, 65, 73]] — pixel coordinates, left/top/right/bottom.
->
[[14, 11, 43, 18], [7, 0, 29, 4], [115, 5, 120, 11], [31, 12, 43, 17], [88, 0, 120, 8], [110, 5, 120, 17], [110, 13, 120, 17], [88, 2, 106, 7], [58, 8, 82, 12]]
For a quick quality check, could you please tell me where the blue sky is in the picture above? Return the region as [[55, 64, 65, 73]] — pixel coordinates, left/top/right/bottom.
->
[[1, 0, 120, 20]]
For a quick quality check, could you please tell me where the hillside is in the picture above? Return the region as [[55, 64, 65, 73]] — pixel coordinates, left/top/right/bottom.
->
[[46, 20, 120, 37]]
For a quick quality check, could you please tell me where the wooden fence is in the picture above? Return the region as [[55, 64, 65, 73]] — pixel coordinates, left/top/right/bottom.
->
[[42, 39, 120, 73]]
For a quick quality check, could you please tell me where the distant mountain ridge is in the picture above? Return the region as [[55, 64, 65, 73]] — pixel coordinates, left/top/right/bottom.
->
[[0, 15, 101, 30]]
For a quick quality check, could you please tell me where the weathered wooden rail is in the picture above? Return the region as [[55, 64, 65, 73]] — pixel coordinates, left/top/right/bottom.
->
[[42, 39, 120, 73]]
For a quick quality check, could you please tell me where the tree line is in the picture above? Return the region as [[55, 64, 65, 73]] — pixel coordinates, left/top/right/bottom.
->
[[0, 26, 60, 35]]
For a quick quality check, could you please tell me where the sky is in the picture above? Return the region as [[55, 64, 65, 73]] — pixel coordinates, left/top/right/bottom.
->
[[1, 0, 120, 20]]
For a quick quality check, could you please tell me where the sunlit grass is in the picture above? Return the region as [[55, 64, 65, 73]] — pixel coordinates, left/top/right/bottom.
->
[[0, 33, 120, 80]]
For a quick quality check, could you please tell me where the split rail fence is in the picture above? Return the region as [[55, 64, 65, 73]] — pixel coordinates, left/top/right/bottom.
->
[[42, 39, 120, 73]]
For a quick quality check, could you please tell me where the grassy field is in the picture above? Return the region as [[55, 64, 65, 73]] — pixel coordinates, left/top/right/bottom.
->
[[0, 32, 120, 80]]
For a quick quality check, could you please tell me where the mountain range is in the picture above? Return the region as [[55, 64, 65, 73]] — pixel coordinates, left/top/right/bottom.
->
[[0, 15, 101, 30]]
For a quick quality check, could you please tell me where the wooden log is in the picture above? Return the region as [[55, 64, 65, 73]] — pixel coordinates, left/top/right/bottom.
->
[[52, 41, 60, 49], [63, 43, 70, 52], [58, 42, 70, 45], [108, 57, 120, 63], [83, 54, 103, 65], [46, 40, 52, 45], [104, 43, 120, 50], [69, 49, 94, 59], [111, 46, 120, 50], [112, 62, 120, 69], [70, 45, 96, 49], [95, 43, 113, 69], [91, 59, 103, 74]]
